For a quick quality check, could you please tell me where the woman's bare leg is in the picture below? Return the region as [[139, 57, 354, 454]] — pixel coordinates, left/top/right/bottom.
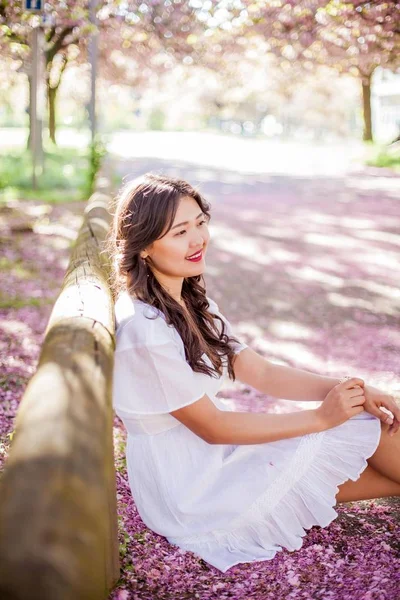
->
[[366, 421, 400, 484], [336, 464, 400, 504], [335, 421, 400, 503]]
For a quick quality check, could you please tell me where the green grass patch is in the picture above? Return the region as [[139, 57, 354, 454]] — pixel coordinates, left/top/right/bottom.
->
[[0, 145, 93, 204], [0, 294, 49, 309], [364, 143, 400, 172], [0, 257, 37, 279]]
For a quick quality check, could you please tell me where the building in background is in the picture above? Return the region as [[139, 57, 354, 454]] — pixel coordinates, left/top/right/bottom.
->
[[372, 67, 400, 143]]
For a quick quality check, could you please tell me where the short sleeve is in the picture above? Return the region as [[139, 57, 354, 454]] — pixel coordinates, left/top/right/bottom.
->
[[207, 297, 248, 355], [113, 334, 205, 416]]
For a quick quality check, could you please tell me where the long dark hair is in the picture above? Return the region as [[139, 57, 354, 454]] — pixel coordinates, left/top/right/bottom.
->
[[106, 173, 240, 380]]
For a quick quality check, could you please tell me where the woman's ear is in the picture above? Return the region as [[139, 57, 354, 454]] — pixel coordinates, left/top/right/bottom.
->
[[140, 242, 154, 260]]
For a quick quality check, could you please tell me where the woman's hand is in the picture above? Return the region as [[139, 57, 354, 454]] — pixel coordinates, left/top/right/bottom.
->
[[363, 384, 400, 436], [317, 377, 366, 430]]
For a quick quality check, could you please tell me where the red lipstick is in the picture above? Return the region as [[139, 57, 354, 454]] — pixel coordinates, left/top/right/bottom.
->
[[186, 250, 203, 262]]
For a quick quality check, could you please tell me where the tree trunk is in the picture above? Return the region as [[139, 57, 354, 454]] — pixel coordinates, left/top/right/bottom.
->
[[48, 84, 58, 145], [46, 54, 68, 146], [362, 73, 373, 142]]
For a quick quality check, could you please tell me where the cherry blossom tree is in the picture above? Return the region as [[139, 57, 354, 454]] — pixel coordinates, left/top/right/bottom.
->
[[0, 0, 92, 143], [314, 1, 400, 140], [0, 0, 212, 143], [243, 0, 400, 141]]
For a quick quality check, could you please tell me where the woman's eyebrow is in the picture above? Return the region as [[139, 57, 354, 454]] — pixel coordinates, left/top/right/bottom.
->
[[171, 212, 204, 230]]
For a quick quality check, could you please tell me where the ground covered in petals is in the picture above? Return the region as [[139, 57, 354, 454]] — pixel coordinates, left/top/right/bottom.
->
[[1, 161, 399, 600], [0, 200, 84, 470]]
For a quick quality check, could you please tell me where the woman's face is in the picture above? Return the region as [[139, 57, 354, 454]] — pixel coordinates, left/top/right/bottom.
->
[[142, 195, 210, 279]]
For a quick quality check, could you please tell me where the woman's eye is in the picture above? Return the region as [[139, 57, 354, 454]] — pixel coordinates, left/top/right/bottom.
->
[[175, 219, 207, 237]]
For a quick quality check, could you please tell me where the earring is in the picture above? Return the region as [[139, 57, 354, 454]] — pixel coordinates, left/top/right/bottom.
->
[[141, 255, 150, 278]]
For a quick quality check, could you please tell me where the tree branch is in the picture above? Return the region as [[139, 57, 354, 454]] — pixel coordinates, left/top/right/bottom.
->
[[46, 26, 74, 63]]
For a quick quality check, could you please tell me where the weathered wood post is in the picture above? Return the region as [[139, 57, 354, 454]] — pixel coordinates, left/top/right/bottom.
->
[[0, 181, 120, 599]]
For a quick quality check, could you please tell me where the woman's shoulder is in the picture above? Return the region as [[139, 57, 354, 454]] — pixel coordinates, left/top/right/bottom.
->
[[206, 295, 219, 314], [114, 291, 222, 350], [114, 291, 174, 348]]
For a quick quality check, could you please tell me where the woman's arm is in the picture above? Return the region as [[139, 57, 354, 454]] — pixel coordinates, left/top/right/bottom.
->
[[171, 392, 326, 445], [211, 407, 324, 444], [233, 347, 341, 402]]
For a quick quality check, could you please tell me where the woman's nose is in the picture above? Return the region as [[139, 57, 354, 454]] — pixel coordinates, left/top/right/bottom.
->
[[190, 231, 205, 246]]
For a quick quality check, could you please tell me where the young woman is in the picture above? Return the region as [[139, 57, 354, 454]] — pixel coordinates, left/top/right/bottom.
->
[[109, 173, 400, 573]]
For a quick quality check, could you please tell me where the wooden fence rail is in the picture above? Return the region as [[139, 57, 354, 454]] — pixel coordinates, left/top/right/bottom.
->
[[0, 181, 120, 599]]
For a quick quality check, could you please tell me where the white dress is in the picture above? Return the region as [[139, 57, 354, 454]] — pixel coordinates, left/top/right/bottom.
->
[[112, 291, 382, 573]]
